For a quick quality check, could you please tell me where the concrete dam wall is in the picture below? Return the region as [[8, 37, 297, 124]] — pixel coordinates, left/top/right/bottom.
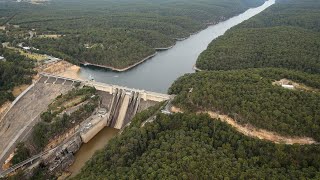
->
[[37, 73, 171, 144], [80, 89, 158, 143]]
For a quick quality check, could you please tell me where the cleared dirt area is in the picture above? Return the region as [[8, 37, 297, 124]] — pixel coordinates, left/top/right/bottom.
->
[[273, 78, 319, 92], [12, 84, 30, 97], [170, 106, 317, 145], [40, 60, 73, 74], [58, 65, 82, 80], [0, 82, 73, 166], [170, 106, 183, 113], [38, 34, 61, 39], [38, 60, 82, 80]]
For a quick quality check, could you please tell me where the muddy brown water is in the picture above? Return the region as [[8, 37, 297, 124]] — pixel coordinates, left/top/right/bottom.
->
[[68, 127, 119, 177]]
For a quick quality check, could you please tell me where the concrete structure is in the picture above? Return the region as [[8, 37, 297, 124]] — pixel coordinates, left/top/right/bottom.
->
[[0, 73, 172, 178], [39, 72, 172, 144], [40, 72, 172, 102], [114, 94, 130, 129], [0, 132, 82, 178], [0, 78, 73, 176]]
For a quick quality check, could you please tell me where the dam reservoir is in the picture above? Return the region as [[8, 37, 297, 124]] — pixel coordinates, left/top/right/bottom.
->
[[69, 0, 275, 175], [79, 0, 275, 93]]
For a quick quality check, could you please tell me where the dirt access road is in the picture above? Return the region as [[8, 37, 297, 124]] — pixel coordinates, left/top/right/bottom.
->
[[170, 107, 317, 145]]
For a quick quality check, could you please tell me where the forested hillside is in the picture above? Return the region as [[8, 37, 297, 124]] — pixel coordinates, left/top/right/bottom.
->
[[0, 0, 265, 69], [169, 68, 320, 141], [0, 46, 35, 106], [75, 112, 320, 179], [196, 0, 320, 73], [68, 0, 320, 179]]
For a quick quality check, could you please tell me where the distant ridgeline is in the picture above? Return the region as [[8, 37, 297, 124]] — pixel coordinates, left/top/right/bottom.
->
[[0, 0, 265, 68], [196, 0, 320, 73]]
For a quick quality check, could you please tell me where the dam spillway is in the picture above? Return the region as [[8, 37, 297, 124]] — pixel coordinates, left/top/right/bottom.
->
[[35, 73, 171, 143], [80, 89, 158, 143], [37, 73, 171, 144], [0, 72, 171, 178], [114, 93, 130, 129]]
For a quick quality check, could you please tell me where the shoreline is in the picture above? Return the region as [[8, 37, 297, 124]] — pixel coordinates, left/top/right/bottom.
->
[[33, 4, 266, 74], [155, 44, 175, 51], [193, 64, 203, 72], [81, 52, 158, 72], [79, 17, 228, 73]]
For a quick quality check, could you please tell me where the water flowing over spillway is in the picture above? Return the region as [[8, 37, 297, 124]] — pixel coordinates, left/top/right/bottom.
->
[[78, 0, 275, 93]]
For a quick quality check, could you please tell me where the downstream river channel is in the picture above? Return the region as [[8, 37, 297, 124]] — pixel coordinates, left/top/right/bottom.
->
[[69, 0, 275, 176]]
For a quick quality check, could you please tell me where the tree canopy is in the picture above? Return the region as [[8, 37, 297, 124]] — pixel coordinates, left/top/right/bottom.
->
[[74, 112, 320, 179], [0, 46, 35, 106], [169, 68, 320, 141], [196, 0, 320, 73], [0, 0, 265, 68]]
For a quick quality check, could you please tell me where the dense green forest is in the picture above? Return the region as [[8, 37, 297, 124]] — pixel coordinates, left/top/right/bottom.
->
[[169, 68, 320, 141], [196, 0, 320, 73], [3, 0, 320, 179], [74, 111, 320, 179], [0, 0, 265, 68], [0, 46, 35, 106]]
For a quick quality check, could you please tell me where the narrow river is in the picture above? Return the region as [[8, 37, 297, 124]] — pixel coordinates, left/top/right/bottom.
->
[[79, 0, 275, 93], [68, 127, 119, 177], [68, 0, 275, 177]]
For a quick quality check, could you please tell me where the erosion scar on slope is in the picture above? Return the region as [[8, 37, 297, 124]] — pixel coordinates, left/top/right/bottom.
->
[[170, 106, 317, 145]]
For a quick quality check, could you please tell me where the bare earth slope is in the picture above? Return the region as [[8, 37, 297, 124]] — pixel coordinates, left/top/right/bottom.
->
[[0, 82, 72, 167]]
